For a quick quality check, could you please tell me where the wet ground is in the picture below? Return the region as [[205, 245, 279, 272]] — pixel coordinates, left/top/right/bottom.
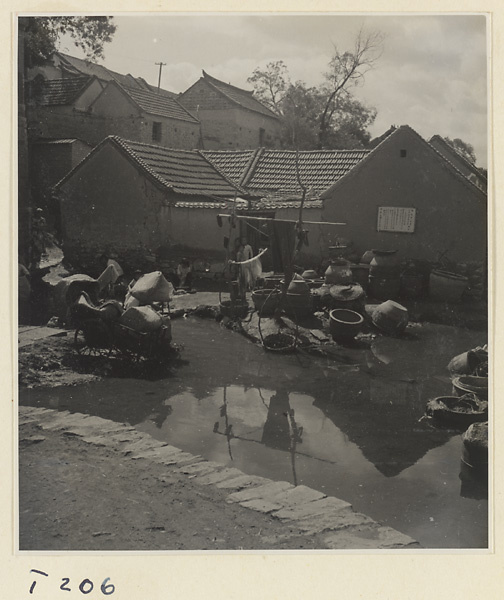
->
[[19, 317, 488, 549]]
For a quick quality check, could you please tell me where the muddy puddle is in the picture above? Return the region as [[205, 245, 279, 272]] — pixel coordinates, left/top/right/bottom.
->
[[19, 317, 488, 549]]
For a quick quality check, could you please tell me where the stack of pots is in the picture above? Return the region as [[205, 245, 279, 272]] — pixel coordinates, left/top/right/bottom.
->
[[368, 250, 401, 300]]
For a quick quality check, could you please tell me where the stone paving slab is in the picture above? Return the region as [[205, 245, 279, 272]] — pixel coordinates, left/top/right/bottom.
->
[[272, 495, 352, 521], [322, 523, 419, 550], [215, 475, 270, 491], [194, 468, 245, 486], [294, 508, 375, 535], [268, 484, 326, 508], [19, 406, 420, 550], [239, 498, 284, 514], [175, 461, 223, 476], [122, 438, 168, 455], [227, 480, 294, 503]]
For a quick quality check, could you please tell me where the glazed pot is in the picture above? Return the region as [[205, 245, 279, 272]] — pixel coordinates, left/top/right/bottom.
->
[[372, 300, 409, 335], [329, 308, 364, 341], [301, 269, 318, 280], [370, 249, 400, 277], [324, 259, 353, 285]]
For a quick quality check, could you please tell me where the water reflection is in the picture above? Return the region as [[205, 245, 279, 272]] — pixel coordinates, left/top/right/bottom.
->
[[19, 318, 488, 547]]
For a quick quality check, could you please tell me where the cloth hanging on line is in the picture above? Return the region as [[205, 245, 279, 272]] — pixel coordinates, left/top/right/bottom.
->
[[267, 221, 297, 273]]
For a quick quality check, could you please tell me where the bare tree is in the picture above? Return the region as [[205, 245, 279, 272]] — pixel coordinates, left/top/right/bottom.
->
[[318, 28, 384, 147], [247, 60, 290, 116]]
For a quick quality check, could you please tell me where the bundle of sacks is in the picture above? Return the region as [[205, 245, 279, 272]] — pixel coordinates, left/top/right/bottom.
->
[[120, 271, 174, 333]]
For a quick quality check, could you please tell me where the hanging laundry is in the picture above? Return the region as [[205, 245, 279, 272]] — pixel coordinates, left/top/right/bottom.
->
[[267, 221, 297, 273]]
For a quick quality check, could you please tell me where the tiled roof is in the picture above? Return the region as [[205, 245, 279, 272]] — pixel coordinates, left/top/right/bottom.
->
[[200, 149, 257, 185], [55, 52, 176, 96], [35, 76, 92, 106], [242, 148, 370, 195], [320, 125, 486, 200], [123, 86, 199, 123], [173, 199, 322, 210], [111, 138, 245, 198], [428, 135, 487, 183], [253, 199, 323, 210], [202, 71, 278, 119]]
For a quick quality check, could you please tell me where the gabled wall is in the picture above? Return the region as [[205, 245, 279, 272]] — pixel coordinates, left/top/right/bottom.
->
[[91, 84, 201, 149], [322, 127, 487, 262], [179, 80, 281, 150], [58, 142, 168, 265], [73, 79, 104, 111]]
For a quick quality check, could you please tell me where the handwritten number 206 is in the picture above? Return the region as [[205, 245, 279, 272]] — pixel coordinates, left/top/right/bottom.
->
[[58, 577, 115, 595]]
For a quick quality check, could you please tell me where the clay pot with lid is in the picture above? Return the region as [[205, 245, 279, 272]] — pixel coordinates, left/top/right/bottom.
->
[[328, 283, 366, 313]]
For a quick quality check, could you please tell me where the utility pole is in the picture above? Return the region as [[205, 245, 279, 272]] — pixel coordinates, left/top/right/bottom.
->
[[155, 62, 166, 92]]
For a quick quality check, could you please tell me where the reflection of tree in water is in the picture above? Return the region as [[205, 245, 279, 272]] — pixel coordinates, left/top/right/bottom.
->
[[150, 402, 173, 429], [213, 386, 303, 485]]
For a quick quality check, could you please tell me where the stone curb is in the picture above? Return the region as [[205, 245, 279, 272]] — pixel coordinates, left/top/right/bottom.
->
[[20, 406, 421, 550]]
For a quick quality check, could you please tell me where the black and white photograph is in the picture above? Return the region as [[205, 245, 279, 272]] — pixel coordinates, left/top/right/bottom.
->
[[16, 11, 490, 560]]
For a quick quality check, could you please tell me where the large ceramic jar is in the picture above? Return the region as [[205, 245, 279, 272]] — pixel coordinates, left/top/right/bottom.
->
[[369, 249, 400, 276], [324, 259, 352, 285]]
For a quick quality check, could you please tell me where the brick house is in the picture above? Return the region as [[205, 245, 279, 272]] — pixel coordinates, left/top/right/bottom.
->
[[178, 70, 281, 150], [28, 51, 177, 97], [89, 80, 201, 149], [203, 126, 487, 264], [54, 136, 249, 269]]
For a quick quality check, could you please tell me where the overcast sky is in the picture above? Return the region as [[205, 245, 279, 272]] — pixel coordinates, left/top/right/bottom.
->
[[59, 13, 488, 166]]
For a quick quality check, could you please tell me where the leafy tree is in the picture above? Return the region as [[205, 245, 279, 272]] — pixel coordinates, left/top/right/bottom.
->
[[18, 17, 116, 268], [20, 16, 116, 66], [443, 136, 477, 164], [249, 28, 383, 150]]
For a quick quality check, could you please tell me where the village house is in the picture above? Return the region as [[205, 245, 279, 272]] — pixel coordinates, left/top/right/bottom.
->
[[88, 80, 201, 149], [27, 51, 177, 97], [26, 73, 202, 211], [53, 126, 487, 278], [54, 136, 249, 270], [178, 70, 282, 150], [203, 126, 487, 266], [27, 76, 201, 150]]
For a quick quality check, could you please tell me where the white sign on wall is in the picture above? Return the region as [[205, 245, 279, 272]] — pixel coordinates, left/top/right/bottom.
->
[[377, 206, 417, 233]]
